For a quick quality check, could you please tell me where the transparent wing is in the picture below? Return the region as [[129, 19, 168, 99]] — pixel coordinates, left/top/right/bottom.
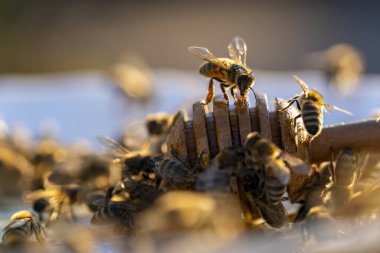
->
[[254, 198, 289, 228], [188, 46, 227, 69], [97, 136, 129, 157], [323, 104, 353, 115], [293, 75, 309, 93], [3, 219, 28, 231], [228, 36, 247, 66]]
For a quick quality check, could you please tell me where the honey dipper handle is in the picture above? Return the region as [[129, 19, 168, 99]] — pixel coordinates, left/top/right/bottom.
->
[[309, 119, 380, 163]]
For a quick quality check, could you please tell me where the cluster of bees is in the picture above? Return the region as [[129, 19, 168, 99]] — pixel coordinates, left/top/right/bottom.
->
[[0, 37, 378, 252]]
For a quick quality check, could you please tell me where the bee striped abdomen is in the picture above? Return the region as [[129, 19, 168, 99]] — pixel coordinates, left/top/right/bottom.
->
[[155, 157, 195, 189], [335, 151, 356, 187], [265, 177, 287, 203], [302, 102, 323, 135], [199, 62, 226, 80]]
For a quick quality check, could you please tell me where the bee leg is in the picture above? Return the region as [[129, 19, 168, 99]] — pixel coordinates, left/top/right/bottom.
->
[[202, 79, 215, 105], [32, 223, 46, 246], [278, 96, 299, 112], [293, 114, 302, 129], [220, 84, 230, 105]]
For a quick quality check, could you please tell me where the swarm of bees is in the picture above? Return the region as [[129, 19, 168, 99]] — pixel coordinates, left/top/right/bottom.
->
[[1, 36, 379, 253]]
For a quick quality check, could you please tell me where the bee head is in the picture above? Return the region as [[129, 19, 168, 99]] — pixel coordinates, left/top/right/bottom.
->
[[237, 74, 255, 97], [245, 132, 262, 153], [33, 198, 49, 213]]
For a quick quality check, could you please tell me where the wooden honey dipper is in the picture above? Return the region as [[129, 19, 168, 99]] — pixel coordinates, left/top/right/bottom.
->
[[166, 93, 380, 201]]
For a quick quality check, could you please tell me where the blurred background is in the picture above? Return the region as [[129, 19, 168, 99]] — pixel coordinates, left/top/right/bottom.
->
[[0, 0, 379, 146]]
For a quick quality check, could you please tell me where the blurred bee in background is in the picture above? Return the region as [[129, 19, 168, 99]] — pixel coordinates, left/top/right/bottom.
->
[[23, 181, 80, 226], [280, 75, 352, 138], [121, 179, 163, 209], [2, 210, 46, 246], [238, 132, 309, 228], [91, 187, 137, 233], [135, 191, 243, 238], [97, 136, 155, 180], [0, 144, 34, 196], [154, 149, 204, 190], [323, 148, 364, 212], [306, 44, 365, 96], [143, 112, 173, 155], [196, 146, 243, 192], [110, 55, 153, 104], [324, 44, 365, 95], [295, 163, 332, 222], [188, 36, 255, 105]]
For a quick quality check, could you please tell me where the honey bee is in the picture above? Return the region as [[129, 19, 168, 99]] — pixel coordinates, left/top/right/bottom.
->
[[238, 132, 309, 228], [244, 132, 292, 204], [121, 179, 163, 208], [324, 148, 362, 210], [91, 187, 137, 233], [23, 181, 79, 226], [2, 210, 46, 246], [188, 36, 255, 104], [154, 149, 204, 190], [280, 75, 352, 138], [97, 136, 155, 180], [195, 147, 241, 192], [295, 163, 332, 222]]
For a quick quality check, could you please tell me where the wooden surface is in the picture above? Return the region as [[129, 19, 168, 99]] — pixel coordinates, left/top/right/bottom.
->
[[228, 105, 240, 146], [255, 93, 272, 140], [205, 112, 219, 159], [213, 95, 232, 151], [249, 107, 260, 133], [184, 120, 197, 167], [274, 98, 311, 203], [236, 100, 252, 144], [166, 95, 380, 180], [310, 119, 380, 163], [166, 110, 189, 165], [192, 102, 210, 167]]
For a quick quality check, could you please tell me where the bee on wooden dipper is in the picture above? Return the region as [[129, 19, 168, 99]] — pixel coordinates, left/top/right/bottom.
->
[[238, 132, 309, 228], [280, 75, 352, 138], [154, 149, 204, 190], [188, 36, 255, 105], [2, 210, 46, 246]]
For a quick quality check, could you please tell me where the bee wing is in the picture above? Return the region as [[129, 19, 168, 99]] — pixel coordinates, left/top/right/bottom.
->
[[355, 153, 370, 184], [293, 75, 310, 93], [3, 219, 28, 231], [97, 136, 130, 157], [228, 36, 248, 66], [188, 46, 228, 69], [323, 104, 353, 115], [254, 198, 289, 228], [281, 152, 311, 176]]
